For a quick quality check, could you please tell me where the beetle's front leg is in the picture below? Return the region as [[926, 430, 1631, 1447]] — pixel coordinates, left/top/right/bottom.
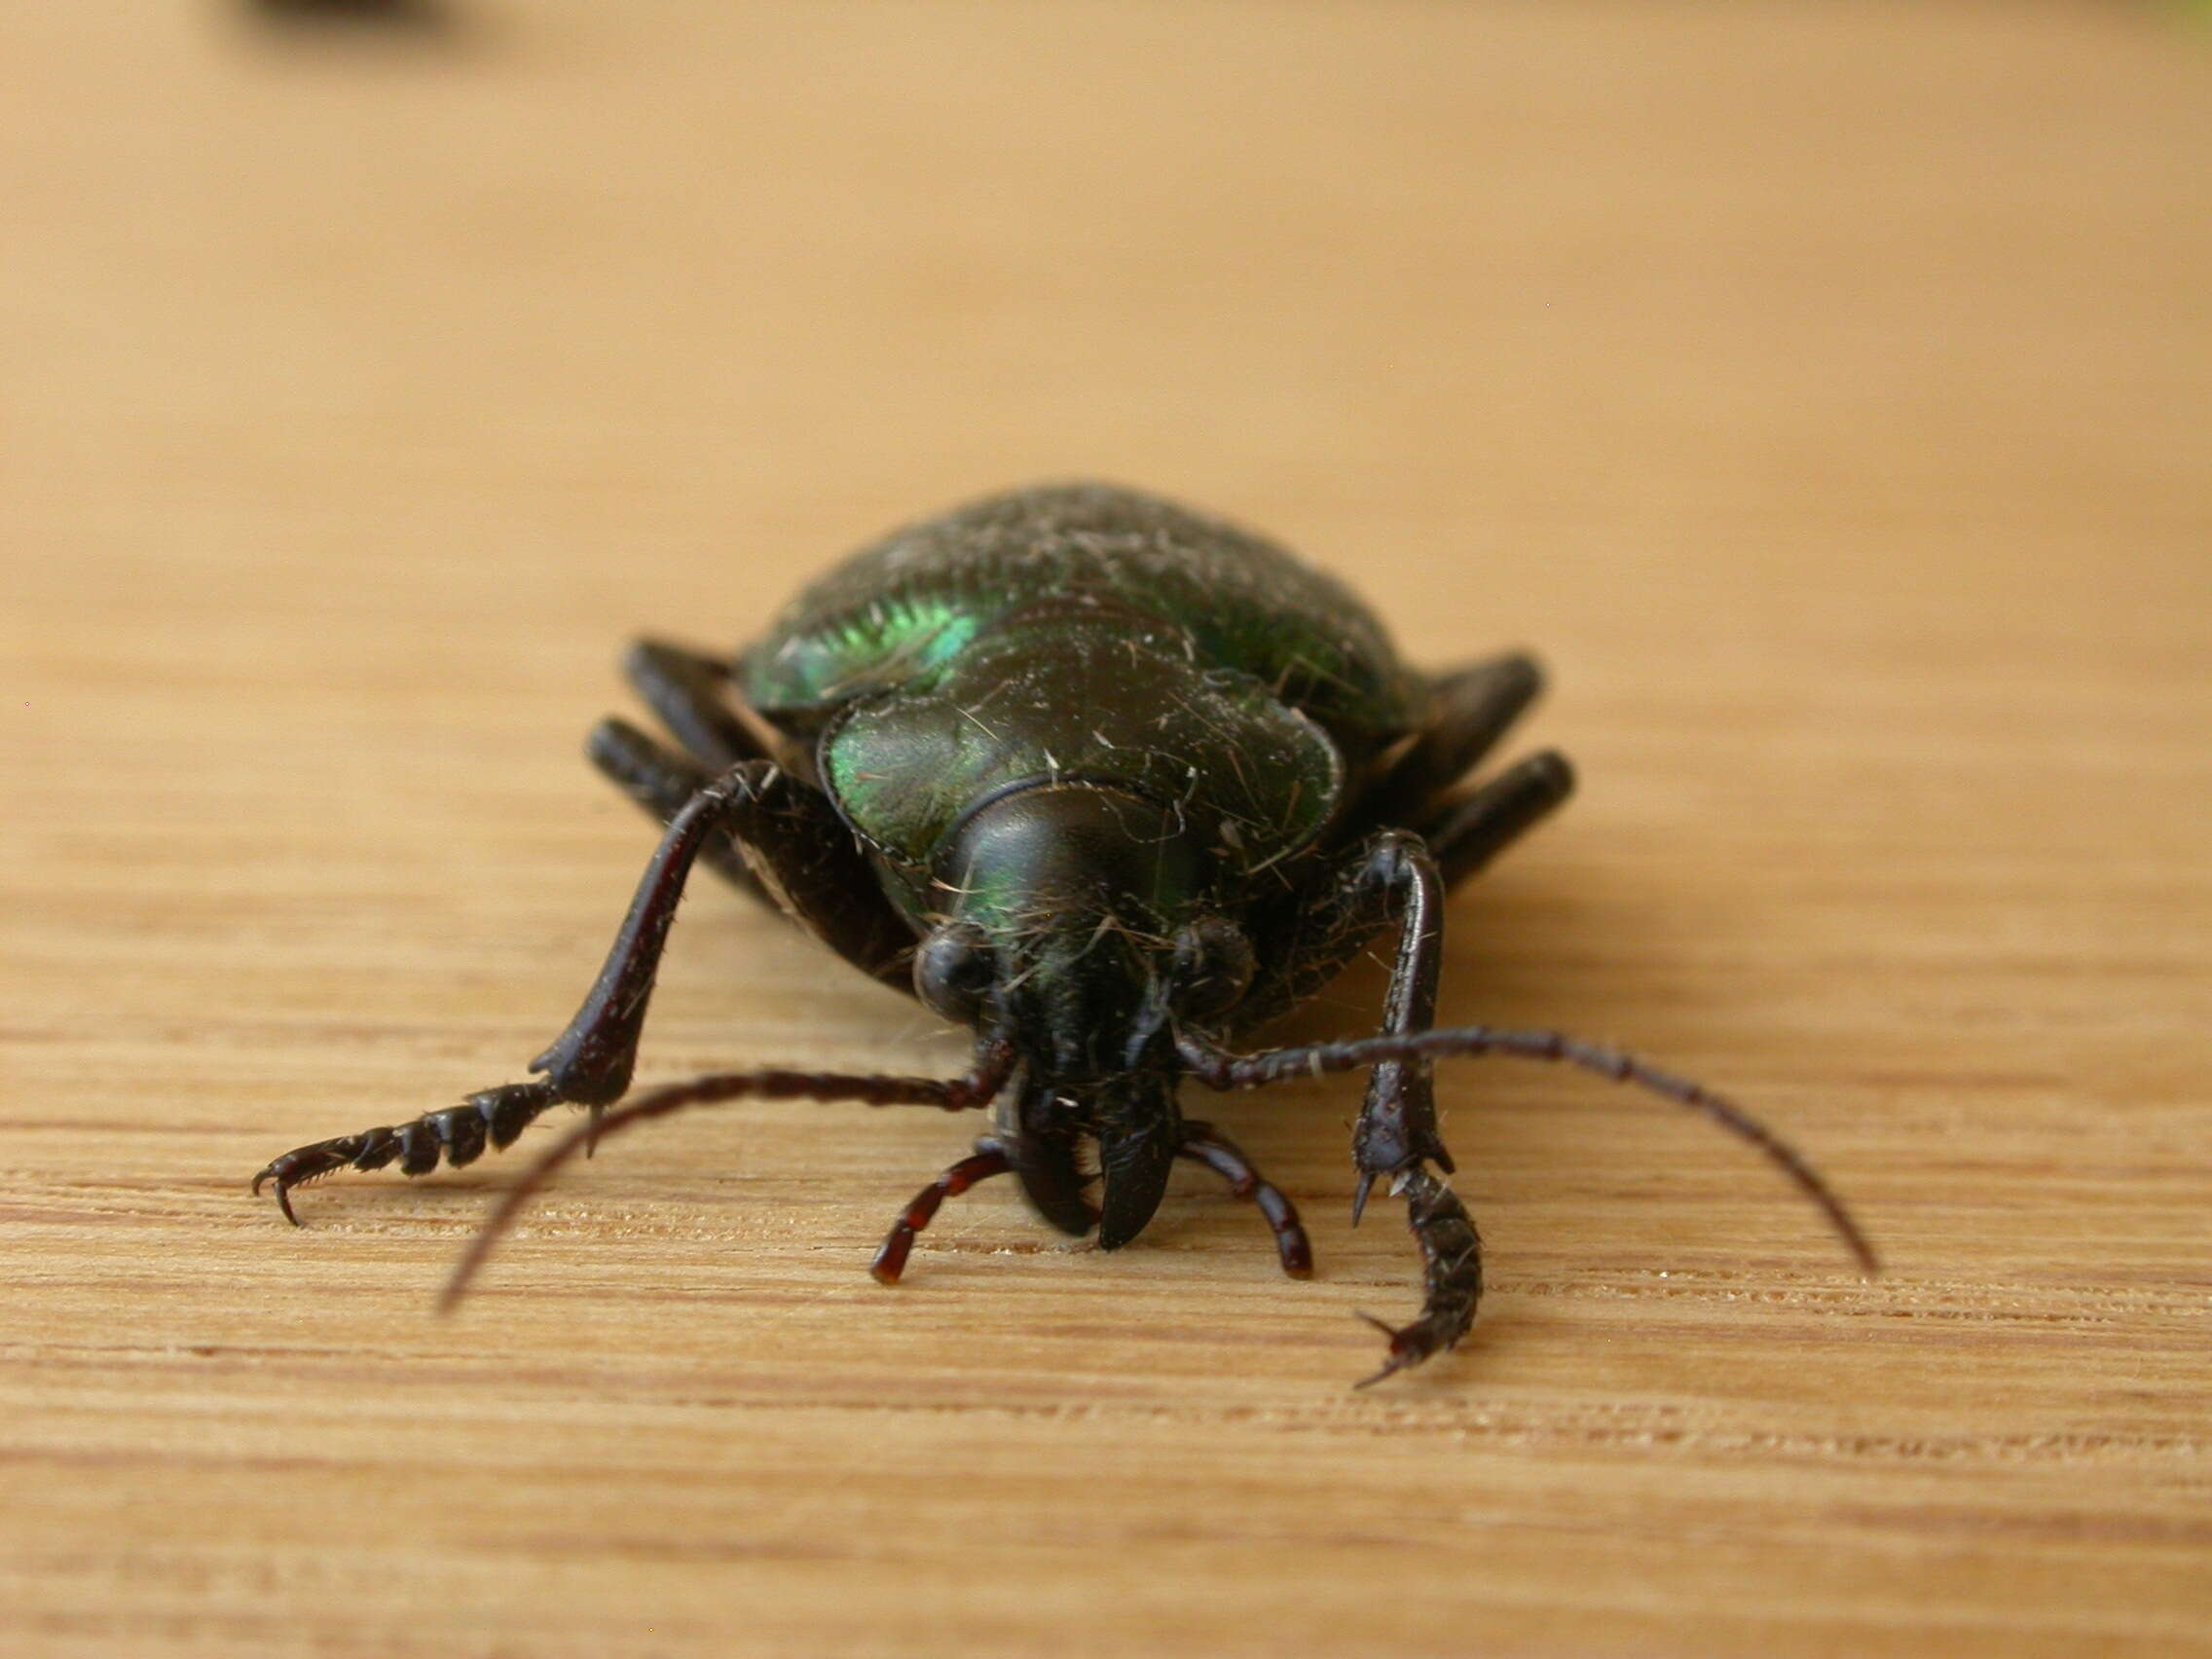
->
[[1342, 832, 1451, 1211], [1326, 832, 1494, 1379], [1230, 829, 1480, 1377], [1250, 830, 1454, 1212], [254, 760, 907, 1222]]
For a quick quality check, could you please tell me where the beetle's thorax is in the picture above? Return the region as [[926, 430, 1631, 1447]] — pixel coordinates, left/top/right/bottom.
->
[[819, 618, 1346, 912]]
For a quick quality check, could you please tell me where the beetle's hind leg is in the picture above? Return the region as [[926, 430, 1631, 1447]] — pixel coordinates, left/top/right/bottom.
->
[[1361, 651, 1573, 891], [1421, 750, 1576, 892], [1365, 652, 1544, 827], [592, 637, 781, 905], [621, 638, 770, 772], [590, 691, 918, 993]]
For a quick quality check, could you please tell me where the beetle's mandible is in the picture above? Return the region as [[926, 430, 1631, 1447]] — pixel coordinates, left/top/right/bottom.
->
[[256, 482, 1875, 1383]]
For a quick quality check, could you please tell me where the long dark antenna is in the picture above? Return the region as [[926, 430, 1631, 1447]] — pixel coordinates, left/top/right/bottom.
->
[[1178, 1026, 1878, 1276], [438, 1044, 1013, 1312]]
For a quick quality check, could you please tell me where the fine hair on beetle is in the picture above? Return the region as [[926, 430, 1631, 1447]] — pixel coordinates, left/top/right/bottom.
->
[[257, 481, 1877, 1386]]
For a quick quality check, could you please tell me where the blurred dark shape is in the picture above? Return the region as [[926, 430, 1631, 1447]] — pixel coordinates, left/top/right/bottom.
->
[[248, 0, 453, 33]]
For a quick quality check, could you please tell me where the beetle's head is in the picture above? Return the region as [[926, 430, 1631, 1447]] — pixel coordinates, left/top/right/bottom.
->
[[914, 781, 1257, 1247]]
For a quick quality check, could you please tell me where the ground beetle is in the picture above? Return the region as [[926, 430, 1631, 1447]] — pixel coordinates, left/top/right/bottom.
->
[[257, 482, 1874, 1383]]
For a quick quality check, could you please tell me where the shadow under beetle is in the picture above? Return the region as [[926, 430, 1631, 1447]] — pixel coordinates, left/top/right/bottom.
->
[[256, 482, 1875, 1384]]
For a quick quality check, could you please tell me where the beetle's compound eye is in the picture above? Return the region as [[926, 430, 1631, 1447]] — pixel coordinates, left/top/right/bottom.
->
[[913, 922, 997, 1023], [1170, 916, 1255, 1020]]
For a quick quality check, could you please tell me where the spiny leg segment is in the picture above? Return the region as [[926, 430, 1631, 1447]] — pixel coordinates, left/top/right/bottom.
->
[[253, 1080, 563, 1227], [1351, 1167, 1479, 1388], [1180, 1020, 1878, 1382]]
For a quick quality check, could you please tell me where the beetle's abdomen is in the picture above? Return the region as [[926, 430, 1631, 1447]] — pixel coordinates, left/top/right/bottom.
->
[[742, 482, 1421, 749]]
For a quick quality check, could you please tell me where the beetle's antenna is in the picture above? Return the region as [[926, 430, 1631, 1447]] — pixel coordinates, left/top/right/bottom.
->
[[439, 1043, 1014, 1312], [1176, 1027, 1877, 1276]]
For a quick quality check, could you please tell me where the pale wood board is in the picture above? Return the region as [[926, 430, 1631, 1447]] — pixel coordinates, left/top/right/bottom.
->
[[3, 4, 2208, 1655]]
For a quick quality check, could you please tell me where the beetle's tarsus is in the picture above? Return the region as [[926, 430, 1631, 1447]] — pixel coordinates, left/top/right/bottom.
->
[[251, 1167, 306, 1228], [1346, 1164, 1483, 1386], [1350, 1311, 1417, 1389], [1351, 1309, 1456, 1389], [252, 1081, 568, 1224]]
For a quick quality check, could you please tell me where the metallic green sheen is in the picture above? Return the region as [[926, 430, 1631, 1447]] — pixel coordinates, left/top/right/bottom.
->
[[740, 482, 1426, 893], [743, 483, 1420, 743]]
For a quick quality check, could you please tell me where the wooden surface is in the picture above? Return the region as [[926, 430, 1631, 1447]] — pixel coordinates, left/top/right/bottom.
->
[[4, 5, 2208, 1655]]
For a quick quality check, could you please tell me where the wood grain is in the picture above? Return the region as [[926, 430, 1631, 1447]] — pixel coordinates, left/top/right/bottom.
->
[[4, 4, 2207, 1654]]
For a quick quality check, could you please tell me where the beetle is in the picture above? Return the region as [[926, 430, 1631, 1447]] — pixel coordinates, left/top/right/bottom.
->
[[255, 482, 1874, 1383]]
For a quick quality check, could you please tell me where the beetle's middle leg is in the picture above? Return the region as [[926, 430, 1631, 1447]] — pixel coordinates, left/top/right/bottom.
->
[[590, 637, 783, 907], [1420, 750, 1576, 892], [619, 638, 771, 773], [587, 718, 765, 900], [255, 761, 915, 1221]]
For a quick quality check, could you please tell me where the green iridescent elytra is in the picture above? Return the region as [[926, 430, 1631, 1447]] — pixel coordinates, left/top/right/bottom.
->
[[743, 483, 1425, 924]]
